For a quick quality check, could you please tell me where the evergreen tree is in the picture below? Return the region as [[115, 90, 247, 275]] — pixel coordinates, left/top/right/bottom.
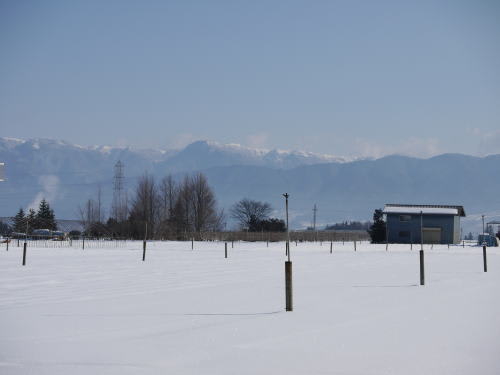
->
[[36, 199, 57, 230], [0, 220, 11, 236], [13, 208, 26, 233], [27, 208, 37, 233], [368, 209, 386, 243]]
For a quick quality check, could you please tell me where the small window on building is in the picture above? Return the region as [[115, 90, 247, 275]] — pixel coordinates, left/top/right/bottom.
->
[[399, 215, 411, 222], [399, 231, 410, 237]]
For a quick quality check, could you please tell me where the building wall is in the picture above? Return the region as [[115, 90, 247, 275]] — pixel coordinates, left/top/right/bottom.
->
[[386, 213, 458, 244], [453, 216, 461, 243]]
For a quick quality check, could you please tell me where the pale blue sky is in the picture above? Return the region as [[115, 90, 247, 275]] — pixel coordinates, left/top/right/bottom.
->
[[1, 0, 499, 157]]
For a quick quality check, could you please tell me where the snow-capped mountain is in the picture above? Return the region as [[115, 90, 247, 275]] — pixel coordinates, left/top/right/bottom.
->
[[0, 137, 352, 219], [155, 140, 351, 173], [1, 137, 499, 233], [0, 137, 349, 173]]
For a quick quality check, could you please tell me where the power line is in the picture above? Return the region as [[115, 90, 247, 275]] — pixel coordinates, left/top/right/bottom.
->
[[312, 204, 317, 231]]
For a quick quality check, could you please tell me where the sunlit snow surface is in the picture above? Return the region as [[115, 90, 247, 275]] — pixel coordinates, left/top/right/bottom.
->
[[1, 241, 499, 375]]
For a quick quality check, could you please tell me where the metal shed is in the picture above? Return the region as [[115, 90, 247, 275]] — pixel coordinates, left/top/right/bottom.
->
[[382, 204, 466, 244]]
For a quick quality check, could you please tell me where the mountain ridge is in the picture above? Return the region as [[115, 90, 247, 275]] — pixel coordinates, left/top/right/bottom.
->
[[0, 137, 499, 232]]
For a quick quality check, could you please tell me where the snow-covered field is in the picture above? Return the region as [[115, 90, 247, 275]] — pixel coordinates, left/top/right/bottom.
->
[[1, 240, 499, 375]]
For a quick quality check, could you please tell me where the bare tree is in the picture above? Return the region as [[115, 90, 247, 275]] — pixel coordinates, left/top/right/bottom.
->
[[78, 198, 100, 235], [230, 198, 272, 230], [129, 173, 158, 239], [86, 171, 223, 240], [78, 187, 105, 235], [97, 184, 104, 223], [167, 173, 224, 238], [191, 172, 219, 233], [158, 175, 178, 237], [171, 175, 194, 235]]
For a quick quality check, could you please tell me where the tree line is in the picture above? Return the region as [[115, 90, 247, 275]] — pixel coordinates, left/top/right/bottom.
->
[[325, 221, 371, 231], [79, 172, 224, 239], [78, 172, 286, 240]]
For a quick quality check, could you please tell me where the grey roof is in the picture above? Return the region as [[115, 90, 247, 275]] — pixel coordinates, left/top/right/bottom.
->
[[384, 204, 466, 217]]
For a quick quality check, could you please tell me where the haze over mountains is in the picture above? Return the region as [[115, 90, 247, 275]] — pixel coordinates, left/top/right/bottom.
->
[[1, 137, 499, 232]]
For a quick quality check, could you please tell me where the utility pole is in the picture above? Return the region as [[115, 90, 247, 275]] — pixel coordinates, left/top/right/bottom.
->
[[23, 216, 28, 266], [284, 194, 290, 261], [312, 204, 318, 241], [283, 193, 292, 311], [385, 212, 389, 251], [420, 210, 424, 285], [0, 163, 5, 252], [420, 211, 424, 250], [482, 215, 485, 235]]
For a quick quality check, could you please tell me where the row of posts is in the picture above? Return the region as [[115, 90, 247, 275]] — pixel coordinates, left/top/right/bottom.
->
[[5, 214, 490, 315], [6, 238, 488, 280], [8, 235, 489, 281]]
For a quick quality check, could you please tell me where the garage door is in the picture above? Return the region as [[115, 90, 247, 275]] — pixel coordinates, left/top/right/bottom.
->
[[423, 228, 441, 244]]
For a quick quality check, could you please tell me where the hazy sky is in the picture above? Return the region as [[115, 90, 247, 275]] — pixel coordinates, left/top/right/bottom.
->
[[1, 0, 499, 158]]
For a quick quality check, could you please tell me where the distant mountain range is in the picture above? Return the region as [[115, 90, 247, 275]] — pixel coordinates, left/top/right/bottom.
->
[[1, 137, 499, 233]]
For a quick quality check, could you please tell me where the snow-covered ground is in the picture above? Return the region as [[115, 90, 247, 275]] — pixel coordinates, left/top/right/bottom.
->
[[1, 240, 499, 375]]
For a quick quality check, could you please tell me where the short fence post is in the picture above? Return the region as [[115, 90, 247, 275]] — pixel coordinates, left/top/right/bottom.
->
[[6, 240, 8, 251], [462, 240, 465, 248], [22, 242, 27, 266], [231, 240, 234, 249], [285, 261, 293, 311], [82, 237, 85, 250], [483, 245, 487, 272], [354, 240, 357, 252], [225, 242, 228, 258], [330, 241, 332, 254], [142, 240, 146, 261], [419, 250, 425, 286]]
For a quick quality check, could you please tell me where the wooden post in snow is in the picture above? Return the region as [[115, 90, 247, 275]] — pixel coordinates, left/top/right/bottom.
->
[[285, 260, 293, 311], [483, 244, 488, 272], [142, 222, 147, 261], [419, 250, 425, 286], [22, 242, 27, 266]]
